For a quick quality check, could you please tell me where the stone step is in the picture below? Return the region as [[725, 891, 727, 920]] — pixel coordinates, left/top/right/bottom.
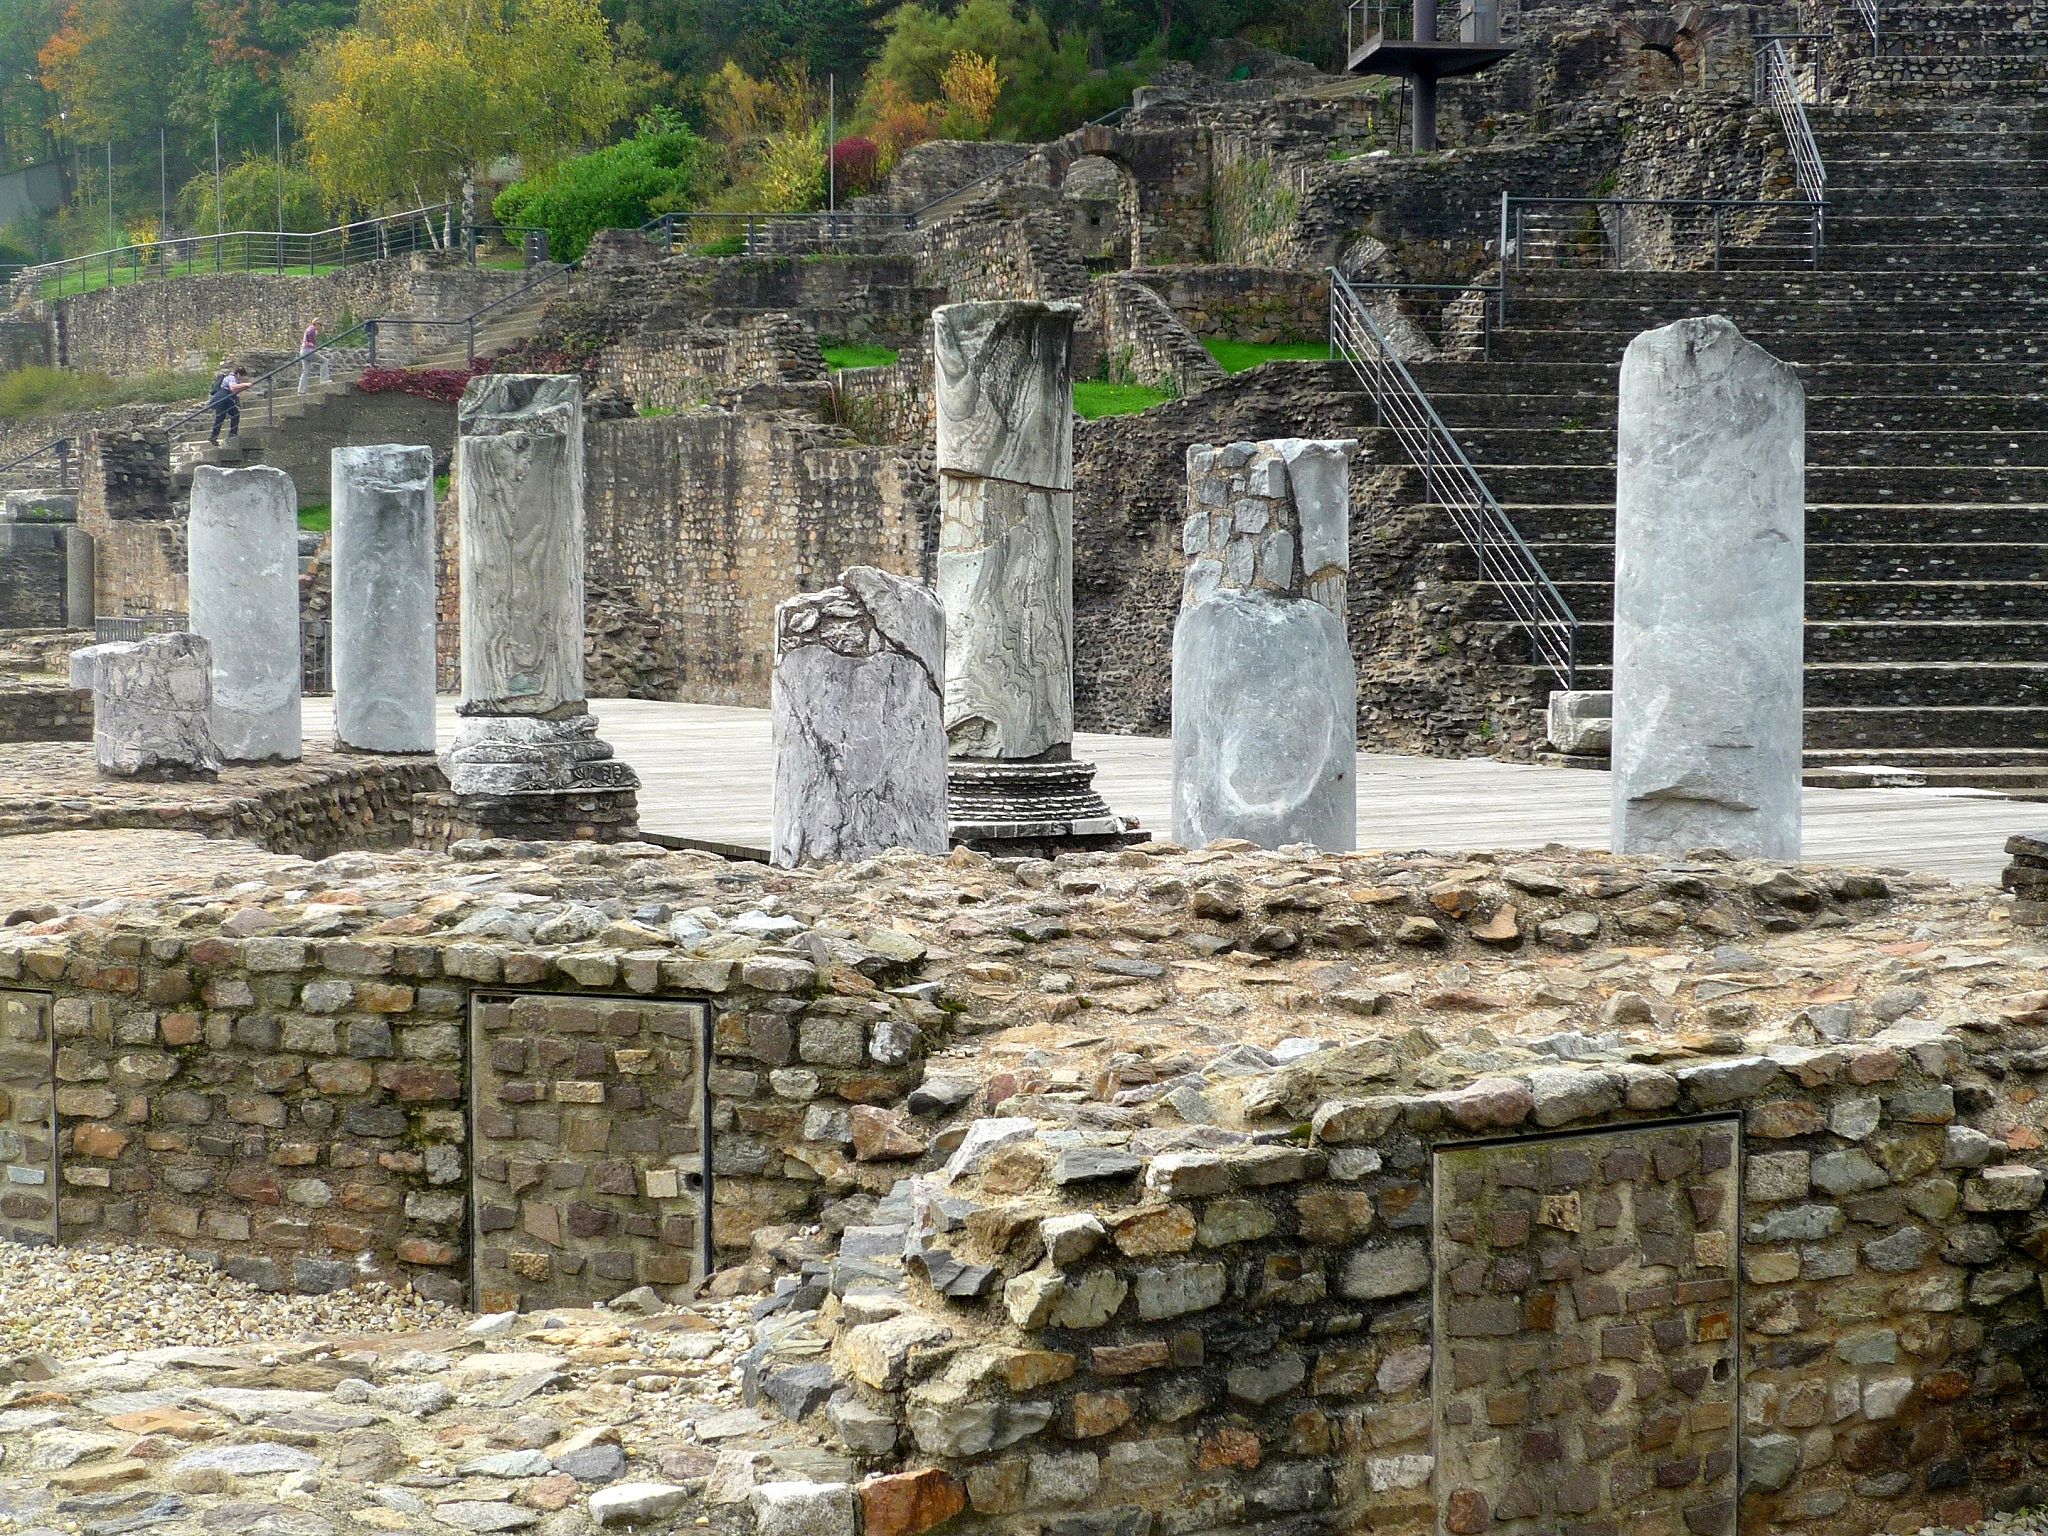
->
[[1827, 156, 2048, 187], [1406, 359, 2048, 395], [1480, 540, 2048, 583], [1836, 57, 2048, 94], [1484, 617, 2048, 665], [1519, 576, 2048, 623], [1824, 243, 2047, 272], [1804, 705, 2048, 751], [1828, 185, 2048, 215], [1501, 268, 2048, 302], [1426, 393, 2040, 433], [1496, 297, 2048, 334], [1551, 659, 2048, 709], [1804, 745, 2048, 770], [1485, 501, 2048, 543], [1477, 461, 2048, 503], [1488, 327, 2048, 365], [1460, 427, 2048, 469]]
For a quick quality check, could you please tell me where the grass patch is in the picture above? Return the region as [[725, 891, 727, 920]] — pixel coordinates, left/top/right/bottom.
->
[[298, 505, 331, 535], [822, 342, 899, 371], [0, 365, 212, 420], [1203, 339, 1330, 374], [1073, 380, 1170, 419]]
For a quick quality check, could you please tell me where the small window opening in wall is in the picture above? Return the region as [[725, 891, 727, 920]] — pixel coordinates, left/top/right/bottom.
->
[[468, 991, 712, 1312]]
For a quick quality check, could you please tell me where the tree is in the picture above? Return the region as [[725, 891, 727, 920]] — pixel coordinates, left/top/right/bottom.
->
[[493, 112, 711, 261], [939, 51, 1001, 138], [295, 0, 627, 231], [174, 156, 330, 234]]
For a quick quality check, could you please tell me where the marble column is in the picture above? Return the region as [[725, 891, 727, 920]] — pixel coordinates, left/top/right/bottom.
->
[[1612, 315, 1804, 861], [187, 464, 302, 763], [933, 299, 1121, 848], [771, 566, 947, 867], [332, 444, 437, 754], [1173, 439, 1358, 851], [444, 375, 638, 838], [69, 632, 222, 779]]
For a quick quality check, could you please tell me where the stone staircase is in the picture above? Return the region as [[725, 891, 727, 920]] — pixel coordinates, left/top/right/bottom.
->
[[1398, 99, 2048, 792]]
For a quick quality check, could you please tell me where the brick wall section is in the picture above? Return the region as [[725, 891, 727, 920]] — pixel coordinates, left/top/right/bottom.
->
[[820, 1020, 2048, 1536], [0, 676, 90, 742], [0, 990, 54, 1246], [76, 427, 183, 620]]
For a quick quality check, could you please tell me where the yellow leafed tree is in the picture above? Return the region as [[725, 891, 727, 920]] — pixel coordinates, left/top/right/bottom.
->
[[296, 0, 626, 234], [939, 50, 1002, 138]]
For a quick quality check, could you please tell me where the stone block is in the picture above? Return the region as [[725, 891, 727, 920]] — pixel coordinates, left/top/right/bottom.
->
[[1546, 690, 1612, 756], [1611, 316, 1803, 860], [187, 465, 302, 762], [68, 633, 221, 779]]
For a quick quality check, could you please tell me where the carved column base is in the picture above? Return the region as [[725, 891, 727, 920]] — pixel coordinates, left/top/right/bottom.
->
[[427, 713, 642, 846], [946, 757, 1134, 856]]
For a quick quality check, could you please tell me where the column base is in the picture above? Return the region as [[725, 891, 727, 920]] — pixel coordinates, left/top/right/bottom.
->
[[410, 788, 641, 851], [946, 757, 1136, 856]]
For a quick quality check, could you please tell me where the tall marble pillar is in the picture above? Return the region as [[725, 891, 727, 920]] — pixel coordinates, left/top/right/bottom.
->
[[771, 566, 948, 867], [442, 375, 638, 841], [332, 445, 437, 754], [69, 632, 222, 779], [1612, 315, 1804, 861], [1173, 439, 1357, 851], [933, 299, 1122, 850], [188, 464, 302, 763]]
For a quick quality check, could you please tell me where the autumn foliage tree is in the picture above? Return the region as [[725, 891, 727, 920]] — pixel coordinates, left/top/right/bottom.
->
[[295, 0, 625, 232]]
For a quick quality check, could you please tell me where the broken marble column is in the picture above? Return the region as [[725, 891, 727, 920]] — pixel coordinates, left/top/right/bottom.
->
[[331, 445, 436, 754], [187, 464, 302, 763], [1612, 315, 1804, 861], [933, 299, 1120, 847], [771, 566, 947, 867], [1173, 439, 1358, 851], [69, 632, 222, 779], [444, 375, 638, 837]]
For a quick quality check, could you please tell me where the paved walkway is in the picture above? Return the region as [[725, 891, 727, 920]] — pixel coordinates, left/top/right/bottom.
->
[[303, 697, 2038, 884]]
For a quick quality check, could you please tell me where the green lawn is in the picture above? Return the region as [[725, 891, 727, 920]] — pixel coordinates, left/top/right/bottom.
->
[[1073, 380, 1171, 419], [0, 365, 212, 420], [35, 251, 524, 299], [298, 505, 331, 535], [1203, 339, 1330, 373], [823, 343, 900, 371]]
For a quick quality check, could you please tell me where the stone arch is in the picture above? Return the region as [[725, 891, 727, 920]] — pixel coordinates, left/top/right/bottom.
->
[[1038, 120, 1212, 268], [1060, 154, 1136, 269]]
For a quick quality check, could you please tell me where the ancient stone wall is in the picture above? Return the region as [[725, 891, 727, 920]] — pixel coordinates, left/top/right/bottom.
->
[[230, 383, 458, 509], [576, 411, 931, 707], [0, 316, 51, 373], [1085, 277, 1225, 397], [76, 427, 185, 620], [0, 746, 442, 851], [41, 258, 531, 377], [0, 522, 66, 627], [0, 675, 90, 742], [827, 338, 936, 449], [595, 313, 826, 414], [909, 201, 1091, 303], [1129, 264, 1329, 342]]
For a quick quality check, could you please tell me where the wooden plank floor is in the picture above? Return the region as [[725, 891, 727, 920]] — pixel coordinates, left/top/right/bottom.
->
[[302, 697, 2039, 885]]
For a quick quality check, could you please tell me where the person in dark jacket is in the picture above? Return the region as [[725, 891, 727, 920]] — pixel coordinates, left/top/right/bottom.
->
[[208, 362, 251, 445]]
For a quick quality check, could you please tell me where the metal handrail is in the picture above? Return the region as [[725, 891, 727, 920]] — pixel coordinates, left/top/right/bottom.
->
[[1759, 37, 1829, 211], [1849, 0, 1880, 52], [1328, 267, 1578, 689], [1348, 0, 1497, 48], [0, 436, 77, 489], [18, 203, 455, 300], [363, 261, 576, 366]]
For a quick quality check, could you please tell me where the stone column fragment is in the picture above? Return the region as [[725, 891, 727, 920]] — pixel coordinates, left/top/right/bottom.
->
[[772, 566, 947, 867], [934, 299, 1078, 760], [1173, 438, 1358, 851], [443, 375, 637, 834], [69, 632, 222, 779], [187, 464, 302, 763], [1612, 315, 1804, 861], [332, 444, 437, 754]]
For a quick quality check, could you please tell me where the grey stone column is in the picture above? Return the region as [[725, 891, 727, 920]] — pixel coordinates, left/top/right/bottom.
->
[[933, 299, 1121, 849], [1612, 315, 1804, 861], [442, 375, 637, 838], [69, 632, 222, 779], [771, 566, 947, 867], [187, 464, 302, 763], [1173, 438, 1358, 851], [331, 444, 437, 754], [63, 527, 93, 629]]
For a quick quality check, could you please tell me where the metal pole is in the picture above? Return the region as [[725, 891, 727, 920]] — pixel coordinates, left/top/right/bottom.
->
[[275, 113, 284, 232], [827, 73, 836, 229], [213, 122, 223, 238], [159, 127, 167, 259], [106, 142, 115, 250]]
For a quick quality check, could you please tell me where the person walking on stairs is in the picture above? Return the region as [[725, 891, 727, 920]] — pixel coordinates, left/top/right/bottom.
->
[[208, 363, 251, 445], [297, 319, 327, 394]]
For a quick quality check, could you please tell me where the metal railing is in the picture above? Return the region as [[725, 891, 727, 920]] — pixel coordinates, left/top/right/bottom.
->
[[1329, 267, 1578, 689], [95, 612, 185, 643], [363, 260, 575, 367], [1758, 37, 1829, 210], [1848, 0, 1881, 51], [19, 204, 455, 300], [1348, 0, 1502, 49], [0, 437, 76, 490], [1501, 193, 1826, 274], [644, 210, 906, 257]]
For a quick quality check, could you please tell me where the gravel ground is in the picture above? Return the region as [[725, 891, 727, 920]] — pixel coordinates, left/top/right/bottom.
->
[[0, 1240, 466, 1356]]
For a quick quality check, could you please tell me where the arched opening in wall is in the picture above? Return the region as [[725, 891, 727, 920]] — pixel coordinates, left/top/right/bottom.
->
[[1062, 155, 1136, 273]]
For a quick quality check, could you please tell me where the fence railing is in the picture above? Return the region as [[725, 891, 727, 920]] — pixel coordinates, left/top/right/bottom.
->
[[0, 437, 77, 491], [1348, 0, 1502, 50], [363, 260, 576, 368], [1329, 268, 1578, 690], [1848, 0, 1881, 51], [644, 210, 907, 258], [1500, 193, 1825, 275], [94, 612, 185, 643], [1758, 37, 1829, 211], [19, 205, 457, 300]]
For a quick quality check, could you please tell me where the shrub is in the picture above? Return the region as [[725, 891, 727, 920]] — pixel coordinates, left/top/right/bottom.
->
[[831, 136, 881, 198], [355, 364, 487, 402], [493, 112, 713, 263]]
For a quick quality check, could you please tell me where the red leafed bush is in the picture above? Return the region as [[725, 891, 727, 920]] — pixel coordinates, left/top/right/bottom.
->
[[831, 136, 881, 197], [356, 364, 486, 402]]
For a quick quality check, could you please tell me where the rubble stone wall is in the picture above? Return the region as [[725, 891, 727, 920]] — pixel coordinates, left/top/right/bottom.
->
[[1129, 264, 1329, 342], [1085, 277, 1225, 397], [77, 427, 184, 620], [0, 675, 90, 742]]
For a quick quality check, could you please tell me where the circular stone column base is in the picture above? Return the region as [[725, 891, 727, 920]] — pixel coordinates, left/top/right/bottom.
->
[[946, 758, 1136, 856]]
